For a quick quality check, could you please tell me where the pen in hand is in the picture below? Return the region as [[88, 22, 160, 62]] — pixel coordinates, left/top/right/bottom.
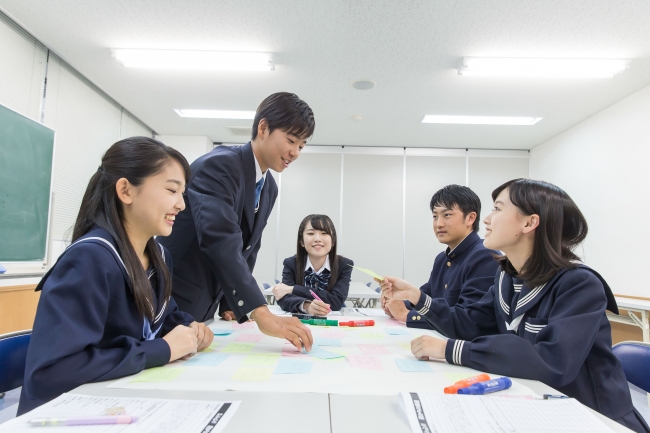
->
[[309, 289, 331, 312]]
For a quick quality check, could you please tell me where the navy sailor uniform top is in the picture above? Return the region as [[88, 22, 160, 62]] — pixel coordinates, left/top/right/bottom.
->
[[412, 265, 650, 432], [278, 255, 353, 312], [407, 231, 499, 329], [18, 226, 194, 415]]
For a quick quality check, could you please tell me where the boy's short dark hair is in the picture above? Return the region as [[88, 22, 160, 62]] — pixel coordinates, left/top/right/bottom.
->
[[430, 185, 482, 232], [252, 92, 315, 140]]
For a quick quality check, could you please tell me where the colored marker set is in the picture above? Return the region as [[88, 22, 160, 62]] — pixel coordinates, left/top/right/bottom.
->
[[444, 373, 512, 395], [299, 319, 376, 327]]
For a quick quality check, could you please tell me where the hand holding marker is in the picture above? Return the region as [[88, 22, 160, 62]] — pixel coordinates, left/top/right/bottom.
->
[[309, 289, 331, 312]]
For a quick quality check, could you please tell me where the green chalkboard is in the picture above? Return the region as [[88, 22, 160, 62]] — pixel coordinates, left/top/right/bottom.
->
[[0, 103, 55, 261]]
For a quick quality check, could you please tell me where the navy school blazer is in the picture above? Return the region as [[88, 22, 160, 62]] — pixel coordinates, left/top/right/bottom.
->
[[158, 142, 277, 322], [277, 255, 353, 312], [411, 265, 648, 430], [18, 227, 193, 415], [407, 231, 499, 329]]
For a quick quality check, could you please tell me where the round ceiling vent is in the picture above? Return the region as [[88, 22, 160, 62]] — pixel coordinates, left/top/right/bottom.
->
[[352, 79, 375, 90]]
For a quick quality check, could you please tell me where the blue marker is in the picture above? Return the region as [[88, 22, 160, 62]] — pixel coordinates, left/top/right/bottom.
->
[[457, 377, 512, 395]]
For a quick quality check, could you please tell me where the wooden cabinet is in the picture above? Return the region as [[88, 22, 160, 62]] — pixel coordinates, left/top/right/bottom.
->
[[0, 284, 40, 334]]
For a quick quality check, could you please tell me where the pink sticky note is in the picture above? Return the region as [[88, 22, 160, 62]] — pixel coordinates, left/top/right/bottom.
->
[[235, 334, 263, 342], [233, 322, 255, 329], [321, 331, 346, 339], [358, 344, 390, 355], [282, 344, 308, 358], [384, 318, 404, 327], [348, 355, 383, 371]]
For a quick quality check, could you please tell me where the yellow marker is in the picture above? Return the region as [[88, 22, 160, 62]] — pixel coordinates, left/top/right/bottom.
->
[[349, 265, 385, 281]]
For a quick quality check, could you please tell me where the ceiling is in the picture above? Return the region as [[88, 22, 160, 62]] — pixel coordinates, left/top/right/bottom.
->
[[1, 0, 649, 149]]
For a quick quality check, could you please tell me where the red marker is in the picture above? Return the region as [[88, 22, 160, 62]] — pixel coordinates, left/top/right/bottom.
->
[[444, 373, 491, 394], [339, 320, 375, 327]]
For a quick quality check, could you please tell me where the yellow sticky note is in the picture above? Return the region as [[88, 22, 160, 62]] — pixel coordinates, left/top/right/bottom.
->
[[242, 353, 280, 367], [202, 342, 219, 353], [349, 265, 384, 281], [359, 332, 384, 340], [443, 372, 477, 383], [221, 343, 255, 353], [231, 367, 273, 381], [398, 342, 411, 351], [130, 367, 184, 382]]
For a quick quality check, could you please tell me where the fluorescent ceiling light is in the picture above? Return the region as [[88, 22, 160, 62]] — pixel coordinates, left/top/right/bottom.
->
[[459, 57, 628, 78], [422, 115, 542, 125], [175, 109, 256, 119], [112, 49, 273, 71]]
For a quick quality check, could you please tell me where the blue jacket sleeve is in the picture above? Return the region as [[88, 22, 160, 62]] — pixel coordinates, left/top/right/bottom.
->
[[22, 245, 170, 410], [443, 270, 608, 390], [186, 154, 267, 322], [453, 247, 500, 309]]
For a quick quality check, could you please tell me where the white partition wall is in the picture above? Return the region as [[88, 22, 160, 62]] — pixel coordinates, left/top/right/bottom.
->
[[250, 146, 529, 287], [342, 148, 404, 283], [404, 149, 467, 285]]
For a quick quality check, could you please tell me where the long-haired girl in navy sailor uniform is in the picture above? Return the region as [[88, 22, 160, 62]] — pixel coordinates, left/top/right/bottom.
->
[[18, 137, 214, 415], [380, 178, 649, 433], [273, 214, 353, 315]]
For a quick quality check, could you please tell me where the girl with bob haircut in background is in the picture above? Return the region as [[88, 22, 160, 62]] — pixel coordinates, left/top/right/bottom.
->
[[273, 214, 353, 315], [18, 137, 213, 415], [380, 178, 649, 432]]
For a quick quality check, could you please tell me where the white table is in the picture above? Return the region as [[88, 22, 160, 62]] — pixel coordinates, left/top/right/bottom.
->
[[608, 296, 650, 343], [66, 310, 633, 433]]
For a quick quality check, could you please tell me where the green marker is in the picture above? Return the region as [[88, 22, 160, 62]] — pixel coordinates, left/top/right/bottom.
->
[[300, 319, 338, 326]]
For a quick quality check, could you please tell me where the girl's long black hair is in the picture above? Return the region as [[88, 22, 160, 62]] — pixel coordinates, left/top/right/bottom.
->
[[72, 137, 191, 320], [295, 214, 341, 291], [492, 178, 588, 287]]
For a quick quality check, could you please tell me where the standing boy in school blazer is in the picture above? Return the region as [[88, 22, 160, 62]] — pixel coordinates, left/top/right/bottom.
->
[[159, 92, 316, 350], [383, 185, 498, 329]]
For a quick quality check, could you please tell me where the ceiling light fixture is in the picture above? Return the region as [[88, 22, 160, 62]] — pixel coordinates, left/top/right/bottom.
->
[[175, 109, 256, 119], [422, 115, 542, 125], [112, 49, 274, 71], [459, 57, 628, 78]]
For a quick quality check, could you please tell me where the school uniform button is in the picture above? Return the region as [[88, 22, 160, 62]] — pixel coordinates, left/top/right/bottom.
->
[[232, 290, 237, 295], [447, 261, 451, 267], [238, 300, 244, 307], [416, 316, 421, 320]]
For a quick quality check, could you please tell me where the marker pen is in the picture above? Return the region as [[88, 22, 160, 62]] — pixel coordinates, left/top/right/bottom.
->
[[444, 373, 491, 394], [338, 320, 375, 327], [309, 289, 332, 312], [29, 415, 138, 427], [457, 377, 512, 395], [300, 319, 339, 326]]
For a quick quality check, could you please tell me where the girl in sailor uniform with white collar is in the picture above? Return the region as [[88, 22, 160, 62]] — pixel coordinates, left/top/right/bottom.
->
[[273, 214, 353, 315], [18, 137, 213, 415], [380, 178, 649, 433]]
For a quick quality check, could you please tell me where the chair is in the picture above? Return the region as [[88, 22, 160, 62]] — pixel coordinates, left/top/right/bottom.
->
[[273, 279, 280, 284], [0, 330, 32, 399], [612, 341, 650, 393], [261, 282, 275, 305]]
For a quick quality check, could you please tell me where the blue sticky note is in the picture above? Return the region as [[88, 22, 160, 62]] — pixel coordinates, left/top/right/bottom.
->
[[384, 327, 410, 335], [185, 353, 229, 366], [274, 359, 314, 374], [394, 358, 433, 372], [212, 329, 235, 336], [303, 346, 346, 360], [314, 338, 341, 347]]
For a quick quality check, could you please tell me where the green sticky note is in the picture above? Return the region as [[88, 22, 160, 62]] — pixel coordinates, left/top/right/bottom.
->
[[231, 367, 273, 381], [202, 342, 219, 353], [130, 367, 184, 382], [349, 265, 384, 281], [359, 332, 384, 340], [221, 343, 255, 353], [443, 372, 478, 383], [398, 342, 412, 351], [242, 353, 280, 367]]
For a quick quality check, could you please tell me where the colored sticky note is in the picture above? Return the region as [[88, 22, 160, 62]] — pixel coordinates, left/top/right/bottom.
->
[[130, 367, 184, 382], [201, 342, 219, 353], [314, 338, 341, 347], [305, 346, 346, 360], [235, 334, 263, 342], [184, 353, 229, 367], [321, 331, 346, 339], [242, 353, 280, 367], [212, 329, 235, 336], [232, 322, 255, 329], [231, 367, 273, 381], [221, 342, 255, 353], [358, 344, 390, 355], [394, 358, 433, 372], [282, 344, 310, 358], [443, 372, 480, 383], [384, 318, 405, 327], [274, 359, 314, 374], [398, 342, 412, 351], [359, 332, 384, 340], [384, 327, 410, 335], [349, 265, 384, 281], [322, 347, 348, 356], [348, 355, 383, 371]]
